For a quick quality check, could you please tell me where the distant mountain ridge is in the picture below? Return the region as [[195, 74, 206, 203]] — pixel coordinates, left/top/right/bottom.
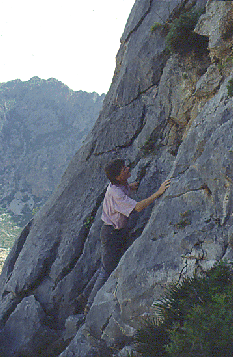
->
[[0, 77, 104, 226]]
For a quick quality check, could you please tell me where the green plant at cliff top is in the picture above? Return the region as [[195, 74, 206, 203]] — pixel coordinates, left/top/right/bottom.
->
[[134, 261, 233, 357], [165, 8, 206, 55], [227, 78, 233, 97]]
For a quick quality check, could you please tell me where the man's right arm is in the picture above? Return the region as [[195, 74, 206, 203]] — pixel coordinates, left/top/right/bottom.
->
[[134, 179, 170, 212]]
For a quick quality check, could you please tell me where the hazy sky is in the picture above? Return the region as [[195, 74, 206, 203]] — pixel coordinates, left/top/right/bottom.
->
[[0, 0, 135, 94]]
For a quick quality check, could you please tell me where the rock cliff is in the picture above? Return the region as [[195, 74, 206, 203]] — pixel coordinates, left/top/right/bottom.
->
[[0, 1, 233, 356], [0, 77, 104, 226]]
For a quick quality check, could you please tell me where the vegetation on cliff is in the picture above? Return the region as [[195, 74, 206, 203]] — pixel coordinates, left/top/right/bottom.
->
[[135, 262, 233, 357], [165, 8, 206, 55], [151, 6, 207, 56]]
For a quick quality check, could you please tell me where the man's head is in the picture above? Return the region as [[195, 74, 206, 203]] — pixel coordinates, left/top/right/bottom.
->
[[104, 159, 130, 185]]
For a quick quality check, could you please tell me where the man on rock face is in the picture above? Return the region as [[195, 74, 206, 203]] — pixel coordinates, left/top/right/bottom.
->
[[84, 159, 170, 314]]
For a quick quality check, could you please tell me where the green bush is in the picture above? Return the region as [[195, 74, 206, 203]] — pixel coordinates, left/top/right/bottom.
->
[[135, 318, 169, 357], [134, 262, 233, 357], [151, 22, 163, 32], [165, 8, 206, 55], [227, 78, 233, 97]]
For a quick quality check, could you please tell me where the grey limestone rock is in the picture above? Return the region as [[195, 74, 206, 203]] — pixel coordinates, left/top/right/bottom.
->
[[0, 295, 59, 356]]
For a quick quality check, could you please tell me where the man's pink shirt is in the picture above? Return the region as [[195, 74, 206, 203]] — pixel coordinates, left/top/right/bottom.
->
[[101, 183, 137, 229]]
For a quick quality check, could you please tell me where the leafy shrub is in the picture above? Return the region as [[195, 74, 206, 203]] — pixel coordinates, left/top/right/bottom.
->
[[227, 78, 233, 97], [134, 318, 169, 357], [165, 8, 206, 55], [151, 22, 163, 32], [134, 262, 233, 357]]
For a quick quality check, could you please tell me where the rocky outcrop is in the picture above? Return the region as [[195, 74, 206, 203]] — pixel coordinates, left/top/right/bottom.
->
[[0, 0, 233, 356], [0, 77, 104, 226]]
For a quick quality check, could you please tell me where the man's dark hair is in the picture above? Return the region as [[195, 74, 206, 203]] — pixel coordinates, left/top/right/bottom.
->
[[104, 159, 125, 185]]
